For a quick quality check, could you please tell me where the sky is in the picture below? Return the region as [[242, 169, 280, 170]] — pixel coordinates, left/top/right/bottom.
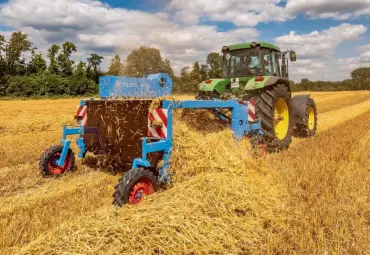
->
[[0, 0, 370, 82]]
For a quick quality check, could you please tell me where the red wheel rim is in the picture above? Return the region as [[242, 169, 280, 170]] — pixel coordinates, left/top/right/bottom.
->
[[128, 178, 154, 204], [48, 152, 70, 175]]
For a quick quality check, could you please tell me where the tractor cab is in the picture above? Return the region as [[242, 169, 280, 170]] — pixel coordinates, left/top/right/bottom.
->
[[221, 42, 280, 78], [221, 42, 296, 79]]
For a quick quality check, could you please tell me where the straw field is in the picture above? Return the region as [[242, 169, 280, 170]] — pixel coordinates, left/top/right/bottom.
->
[[0, 91, 370, 254]]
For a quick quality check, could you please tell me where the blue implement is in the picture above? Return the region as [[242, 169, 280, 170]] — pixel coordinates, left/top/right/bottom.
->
[[99, 73, 173, 98]]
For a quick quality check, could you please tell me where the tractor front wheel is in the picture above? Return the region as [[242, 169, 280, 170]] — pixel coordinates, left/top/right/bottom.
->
[[294, 98, 318, 137], [113, 168, 158, 207], [254, 85, 294, 152], [39, 145, 75, 177]]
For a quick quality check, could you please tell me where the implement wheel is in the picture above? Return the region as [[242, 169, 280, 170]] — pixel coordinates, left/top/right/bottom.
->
[[254, 85, 294, 152], [39, 145, 75, 177], [113, 168, 158, 207], [294, 98, 318, 137]]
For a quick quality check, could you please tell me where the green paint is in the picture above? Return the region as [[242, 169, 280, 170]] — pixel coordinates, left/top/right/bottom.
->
[[198, 41, 286, 97], [227, 42, 280, 52], [243, 76, 274, 90], [198, 78, 230, 94]]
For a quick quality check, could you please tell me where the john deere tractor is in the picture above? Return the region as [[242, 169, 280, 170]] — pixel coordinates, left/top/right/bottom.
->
[[196, 41, 318, 152]]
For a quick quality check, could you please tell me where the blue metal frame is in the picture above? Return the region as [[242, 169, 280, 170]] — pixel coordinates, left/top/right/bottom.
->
[[55, 98, 263, 183], [131, 99, 262, 184], [56, 100, 87, 167]]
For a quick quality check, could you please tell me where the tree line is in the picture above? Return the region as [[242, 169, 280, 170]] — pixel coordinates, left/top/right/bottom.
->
[[0, 31, 369, 97], [0, 32, 105, 97], [291, 67, 370, 92]]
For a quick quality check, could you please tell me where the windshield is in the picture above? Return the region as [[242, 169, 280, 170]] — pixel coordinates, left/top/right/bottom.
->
[[222, 48, 278, 78]]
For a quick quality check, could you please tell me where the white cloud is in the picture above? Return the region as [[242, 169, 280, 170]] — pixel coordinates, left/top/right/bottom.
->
[[336, 57, 369, 72], [357, 44, 370, 52], [337, 57, 360, 65], [285, 0, 370, 20], [0, 0, 259, 72], [167, 0, 370, 27], [169, 0, 291, 27], [0, 30, 13, 41], [275, 23, 368, 82], [275, 23, 367, 59], [360, 51, 370, 62]]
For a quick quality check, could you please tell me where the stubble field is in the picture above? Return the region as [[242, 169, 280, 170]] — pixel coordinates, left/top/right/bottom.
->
[[0, 91, 370, 254]]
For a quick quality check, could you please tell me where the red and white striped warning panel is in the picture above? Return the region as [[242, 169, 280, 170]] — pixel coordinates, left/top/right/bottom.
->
[[76, 105, 87, 127], [247, 99, 256, 122], [148, 108, 168, 138]]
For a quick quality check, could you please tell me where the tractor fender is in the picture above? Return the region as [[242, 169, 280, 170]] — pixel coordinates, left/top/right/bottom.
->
[[244, 76, 290, 91], [291, 94, 310, 123]]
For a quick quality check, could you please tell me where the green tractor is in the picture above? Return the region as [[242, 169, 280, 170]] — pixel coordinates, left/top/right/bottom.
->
[[196, 41, 318, 152]]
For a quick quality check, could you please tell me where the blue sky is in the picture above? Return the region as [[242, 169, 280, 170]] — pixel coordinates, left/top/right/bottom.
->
[[1, 0, 370, 81]]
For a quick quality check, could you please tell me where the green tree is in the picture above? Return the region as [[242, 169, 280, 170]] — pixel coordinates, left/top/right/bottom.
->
[[75, 61, 87, 76], [206, 52, 222, 78], [4, 32, 32, 75], [123, 46, 174, 78], [200, 64, 208, 81], [57, 42, 77, 76], [0, 35, 6, 76], [87, 53, 104, 83], [174, 66, 190, 93], [27, 50, 47, 74], [189, 61, 202, 92], [106, 55, 123, 76], [47, 44, 60, 74], [351, 67, 370, 90]]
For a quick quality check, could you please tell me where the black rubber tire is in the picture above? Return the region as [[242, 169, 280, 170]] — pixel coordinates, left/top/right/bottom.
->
[[294, 98, 318, 138], [254, 85, 294, 152], [113, 168, 158, 207], [39, 145, 75, 177]]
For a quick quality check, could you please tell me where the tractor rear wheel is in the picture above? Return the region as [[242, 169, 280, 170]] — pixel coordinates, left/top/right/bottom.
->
[[294, 98, 318, 137], [254, 85, 294, 152], [113, 168, 158, 207]]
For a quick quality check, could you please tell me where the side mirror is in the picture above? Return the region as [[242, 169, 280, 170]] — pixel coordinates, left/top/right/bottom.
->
[[290, 51, 296, 62]]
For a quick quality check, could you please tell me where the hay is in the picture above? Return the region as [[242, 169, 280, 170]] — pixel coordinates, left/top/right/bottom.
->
[[1, 93, 370, 254], [17, 107, 286, 255]]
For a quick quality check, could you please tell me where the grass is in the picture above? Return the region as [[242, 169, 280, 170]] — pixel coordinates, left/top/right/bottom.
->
[[0, 91, 369, 254]]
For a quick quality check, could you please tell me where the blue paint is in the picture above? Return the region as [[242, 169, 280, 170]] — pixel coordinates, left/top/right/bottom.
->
[[54, 73, 263, 186], [59, 125, 86, 166], [130, 98, 262, 184], [99, 73, 172, 98], [62, 125, 82, 140], [57, 140, 71, 167], [77, 138, 86, 158], [133, 158, 151, 169]]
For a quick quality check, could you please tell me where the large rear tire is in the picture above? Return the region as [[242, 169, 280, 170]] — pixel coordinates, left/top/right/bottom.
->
[[254, 85, 294, 152]]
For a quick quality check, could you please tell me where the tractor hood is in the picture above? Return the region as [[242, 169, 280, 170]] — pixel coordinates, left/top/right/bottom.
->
[[198, 78, 230, 94]]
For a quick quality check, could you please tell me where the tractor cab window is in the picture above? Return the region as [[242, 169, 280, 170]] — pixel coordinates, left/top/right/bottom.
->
[[262, 49, 279, 76], [271, 52, 278, 76], [264, 53, 273, 75], [222, 48, 262, 78]]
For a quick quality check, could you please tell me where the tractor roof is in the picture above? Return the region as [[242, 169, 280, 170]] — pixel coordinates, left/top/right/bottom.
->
[[227, 41, 280, 51]]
